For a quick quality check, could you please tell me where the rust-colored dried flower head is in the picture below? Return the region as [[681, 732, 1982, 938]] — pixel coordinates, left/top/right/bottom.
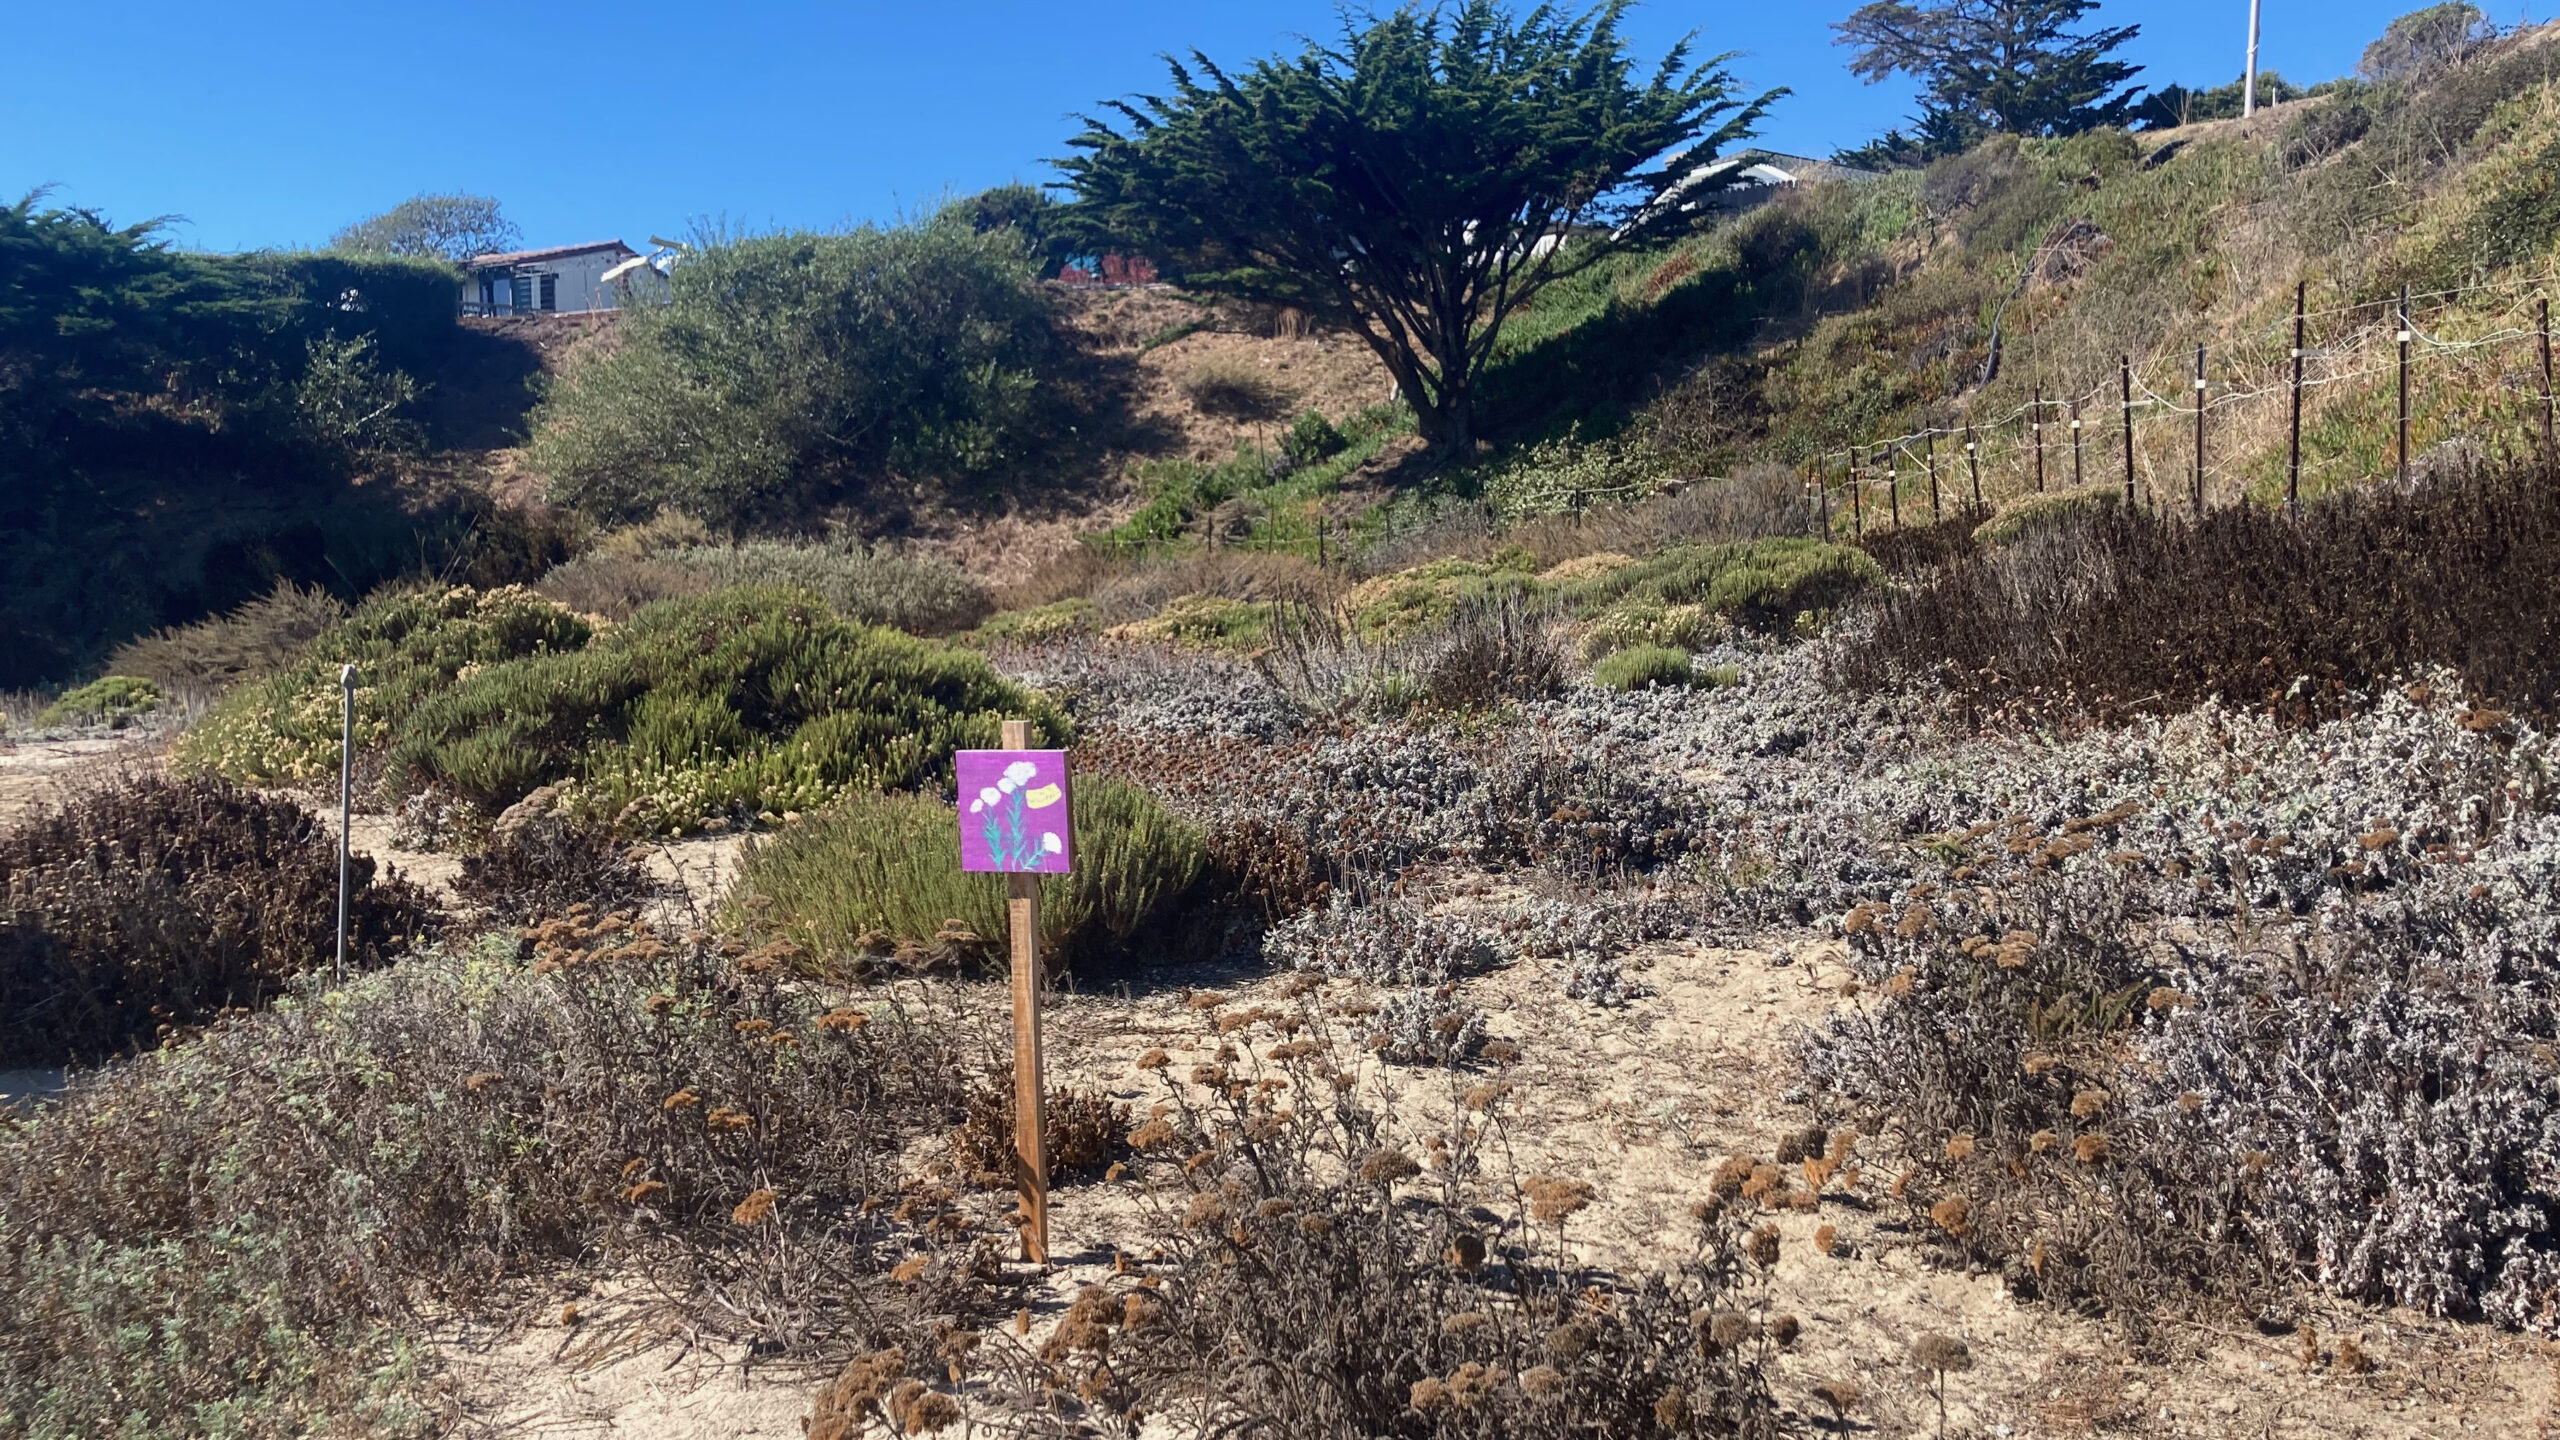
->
[[661, 1087, 701, 1110], [1136, 1048, 1170, 1071], [1441, 1310, 1488, 1336], [1446, 1362, 1501, 1407], [1481, 1039, 1521, 1064], [1546, 1321, 1593, 1358], [2070, 1088, 2109, 1118], [643, 992, 677, 1015], [1747, 1222, 1781, 1266], [1520, 1364, 1566, 1399], [1814, 1222, 1841, 1256], [2176, 1090, 2205, 1113], [1526, 1174, 1596, 1223], [2029, 1129, 2059, 1153], [463, 1071, 503, 1093], [560, 1303, 581, 1326], [1189, 1064, 1229, 1088], [890, 1255, 930, 1283], [1359, 1149, 1420, 1185], [2147, 987, 2195, 1012], [816, 1007, 869, 1033], [1464, 1080, 1515, 1111], [1709, 1155, 1755, 1199], [1128, 1119, 1176, 1150], [622, 1179, 667, 1204], [2243, 1149, 2272, 1176], [1408, 1377, 1450, 1412], [1930, 1193, 1972, 1236], [1184, 990, 1228, 1012], [731, 1188, 776, 1226], [1910, 1333, 1973, 1374], [1298, 1214, 1334, 1238], [1811, 1378, 1862, 1417], [2073, 1132, 2109, 1163], [1707, 1312, 1752, 1349], [1943, 1132, 1977, 1162], [1740, 1164, 1785, 1203], [705, 1105, 754, 1132], [1121, 1292, 1164, 1330], [1768, 1314, 1801, 1346], [2336, 1334, 2372, 1374], [1654, 1385, 1690, 1427], [1885, 970, 1916, 998], [1447, 1231, 1487, 1272]]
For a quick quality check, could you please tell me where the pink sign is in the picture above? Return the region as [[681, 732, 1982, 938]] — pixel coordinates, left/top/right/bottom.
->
[[957, 749, 1073, 873]]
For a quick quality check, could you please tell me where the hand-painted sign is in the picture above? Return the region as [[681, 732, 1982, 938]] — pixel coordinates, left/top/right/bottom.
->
[[957, 749, 1073, 873]]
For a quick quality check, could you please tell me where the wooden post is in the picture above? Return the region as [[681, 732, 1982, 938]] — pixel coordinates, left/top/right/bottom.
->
[[2119, 355, 2136, 507], [1817, 460, 1831, 535], [1886, 446, 1901, 528], [1850, 452, 1864, 536], [2192, 344, 2207, 519], [336, 664, 356, 986], [2396, 283, 2412, 486], [1000, 717, 1050, 1265], [1924, 429, 1940, 522], [2288, 279, 2306, 511], [1965, 425, 1983, 510], [2071, 398, 2084, 490], [1316, 515, 1327, 571], [2031, 383, 2047, 493], [2541, 297, 2556, 479]]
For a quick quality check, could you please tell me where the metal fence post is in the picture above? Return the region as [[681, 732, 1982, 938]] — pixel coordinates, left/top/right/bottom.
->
[[1965, 425, 1983, 510], [2396, 283, 2412, 486], [2119, 354, 2136, 507], [2288, 279, 2306, 511], [2193, 344, 2207, 519], [337, 663, 356, 986], [2032, 382, 2046, 493], [1924, 429, 1940, 522]]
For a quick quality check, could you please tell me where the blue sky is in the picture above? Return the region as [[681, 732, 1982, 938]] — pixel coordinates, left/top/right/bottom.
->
[[0, 1, 2511, 254]]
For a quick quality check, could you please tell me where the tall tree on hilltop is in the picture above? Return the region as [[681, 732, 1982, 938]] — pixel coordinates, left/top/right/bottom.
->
[[1834, 0, 2142, 166], [331, 193, 520, 263], [1058, 1, 1777, 457]]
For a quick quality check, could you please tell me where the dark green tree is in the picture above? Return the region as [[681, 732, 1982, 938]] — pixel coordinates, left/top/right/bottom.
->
[[1835, 0, 2142, 161], [330, 193, 520, 262], [2133, 71, 2311, 131], [1058, 1, 1776, 456], [2360, 3, 2493, 81], [943, 184, 1078, 278]]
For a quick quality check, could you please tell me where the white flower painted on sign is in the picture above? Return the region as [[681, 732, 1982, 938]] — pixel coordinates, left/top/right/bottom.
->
[[1042, 832, 1063, 855], [969, 784, 1002, 814]]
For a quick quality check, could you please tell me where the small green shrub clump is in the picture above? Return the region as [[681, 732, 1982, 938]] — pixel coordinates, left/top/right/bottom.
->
[[972, 597, 1100, 644], [1105, 593, 1279, 651], [390, 587, 1066, 829], [1576, 597, 1728, 659], [179, 585, 591, 786], [542, 540, 993, 635], [1341, 558, 1540, 642], [32, 675, 163, 728], [105, 581, 349, 696], [1971, 485, 2119, 548], [0, 774, 437, 1065], [1591, 645, 1698, 691], [1554, 538, 1880, 632], [727, 777, 1208, 973]]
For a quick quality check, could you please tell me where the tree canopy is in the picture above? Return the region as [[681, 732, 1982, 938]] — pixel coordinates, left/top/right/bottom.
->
[[330, 193, 520, 262], [2360, 3, 2494, 81], [1834, 0, 2142, 166], [1058, 0, 1775, 455]]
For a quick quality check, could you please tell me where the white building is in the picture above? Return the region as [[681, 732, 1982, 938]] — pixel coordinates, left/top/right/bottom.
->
[[460, 240, 666, 315]]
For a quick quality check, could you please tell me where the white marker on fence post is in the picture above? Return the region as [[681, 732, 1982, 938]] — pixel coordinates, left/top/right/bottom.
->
[[336, 663, 356, 986]]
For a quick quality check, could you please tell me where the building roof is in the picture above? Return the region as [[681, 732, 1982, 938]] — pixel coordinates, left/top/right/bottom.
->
[[464, 240, 637, 270]]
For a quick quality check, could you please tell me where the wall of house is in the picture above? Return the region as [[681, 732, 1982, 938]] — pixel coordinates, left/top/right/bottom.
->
[[461, 248, 669, 315]]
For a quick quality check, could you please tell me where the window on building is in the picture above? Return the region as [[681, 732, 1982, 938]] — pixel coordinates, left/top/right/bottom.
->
[[509, 274, 533, 313], [539, 273, 558, 311]]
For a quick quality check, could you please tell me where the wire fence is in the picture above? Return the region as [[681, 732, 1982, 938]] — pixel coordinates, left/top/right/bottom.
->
[[1808, 269, 2560, 536]]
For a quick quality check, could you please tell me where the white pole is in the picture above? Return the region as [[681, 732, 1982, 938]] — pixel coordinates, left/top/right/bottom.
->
[[2244, 0, 2264, 117], [337, 663, 356, 986]]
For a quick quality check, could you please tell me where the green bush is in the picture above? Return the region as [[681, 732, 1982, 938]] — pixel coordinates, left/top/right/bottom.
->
[[1575, 597, 1728, 659], [1341, 559, 1541, 642], [105, 581, 349, 696], [178, 585, 592, 786], [727, 778, 1208, 972], [529, 221, 1066, 527], [1106, 593, 1278, 650], [1972, 484, 2120, 547], [33, 675, 163, 728], [1551, 537, 1880, 630], [973, 597, 1099, 643], [0, 774, 437, 1065], [388, 587, 1066, 829], [1591, 645, 1698, 690]]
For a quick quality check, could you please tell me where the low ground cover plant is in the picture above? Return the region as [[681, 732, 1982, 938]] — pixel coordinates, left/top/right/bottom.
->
[[0, 774, 435, 1065], [29, 675, 164, 729], [1593, 645, 1699, 691], [0, 918, 990, 1437], [540, 538, 992, 634], [1551, 537, 1880, 633], [724, 776, 1209, 973]]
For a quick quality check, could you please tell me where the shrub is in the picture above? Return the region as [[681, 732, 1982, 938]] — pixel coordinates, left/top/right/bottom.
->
[[1551, 538, 1879, 631], [1853, 504, 1990, 574], [1089, 551, 1335, 626], [0, 921, 984, 1435], [724, 776, 1209, 973], [1177, 354, 1295, 421], [532, 550, 715, 619], [1282, 409, 1349, 466], [1593, 646, 1698, 691], [1970, 484, 2118, 548], [656, 542, 992, 635], [105, 581, 349, 697], [1341, 559, 1540, 642], [1838, 462, 2560, 723], [1106, 593, 1277, 651], [453, 815, 656, 924], [179, 585, 592, 787], [388, 587, 1067, 828], [0, 775, 437, 1065], [1092, 998, 1783, 1436], [971, 597, 1099, 644], [32, 675, 163, 728], [530, 220, 1067, 527], [1578, 597, 1728, 659]]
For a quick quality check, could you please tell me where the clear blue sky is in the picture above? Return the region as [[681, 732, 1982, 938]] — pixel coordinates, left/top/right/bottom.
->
[[0, 0, 2504, 254]]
